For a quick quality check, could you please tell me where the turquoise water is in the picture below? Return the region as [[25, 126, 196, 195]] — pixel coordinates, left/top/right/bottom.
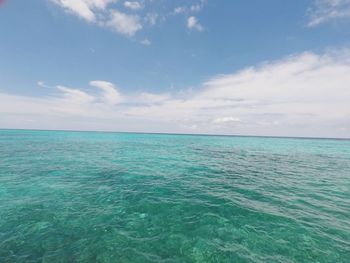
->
[[0, 130, 349, 263]]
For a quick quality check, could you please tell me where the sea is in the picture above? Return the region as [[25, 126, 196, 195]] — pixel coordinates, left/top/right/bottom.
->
[[0, 129, 349, 262]]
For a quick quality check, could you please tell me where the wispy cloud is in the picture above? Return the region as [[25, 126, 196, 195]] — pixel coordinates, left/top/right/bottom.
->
[[173, 1, 205, 15], [50, 0, 143, 37], [89, 80, 123, 105], [140, 38, 151, 45], [56, 85, 95, 104], [37, 81, 50, 88], [105, 10, 142, 36], [187, 16, 204, 31], [50, 0, 115, 22], [124, 1, 143, 10], [49, 0, 207, 37], [144, 12, 158, 25], [1, 50, 350, 137], [308, 0, 350, 26], [173, 6, 187, 15], [213, 117, 241, 124]]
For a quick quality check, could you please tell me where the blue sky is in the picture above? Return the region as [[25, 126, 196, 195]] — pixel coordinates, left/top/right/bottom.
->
[[0, 0, 350, 138]]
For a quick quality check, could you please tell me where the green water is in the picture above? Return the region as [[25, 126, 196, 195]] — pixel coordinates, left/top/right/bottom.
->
[[0, 130, 349, 262]]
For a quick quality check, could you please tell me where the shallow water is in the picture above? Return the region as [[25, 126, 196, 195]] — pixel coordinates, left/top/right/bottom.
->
[[0, 130, 349, 262]]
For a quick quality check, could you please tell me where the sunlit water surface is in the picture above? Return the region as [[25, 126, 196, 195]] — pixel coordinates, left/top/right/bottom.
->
[[0, 130, 349, 262]]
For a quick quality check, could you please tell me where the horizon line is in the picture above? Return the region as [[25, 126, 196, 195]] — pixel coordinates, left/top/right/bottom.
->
[[0, 128, 349, 141]]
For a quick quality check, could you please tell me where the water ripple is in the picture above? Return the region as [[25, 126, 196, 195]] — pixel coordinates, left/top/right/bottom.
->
[[0, 130, 349, 262]]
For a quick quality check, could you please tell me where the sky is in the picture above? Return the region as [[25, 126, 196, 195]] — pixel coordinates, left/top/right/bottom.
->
[[0, 0, 350, 138]]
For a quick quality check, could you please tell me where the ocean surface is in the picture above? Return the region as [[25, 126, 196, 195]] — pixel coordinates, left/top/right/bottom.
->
[[0, 129, 349, 263]]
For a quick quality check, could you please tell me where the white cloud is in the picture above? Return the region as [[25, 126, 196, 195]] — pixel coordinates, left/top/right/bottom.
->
[[173, 6, 187, 15], [1, 50, 350, 137], [51, 0, 115, 22], [308, 0, 350, 26], [135, 92, 170, 104], [105, 10, 142, 36], [37, 81, 49, 88], [145, 13, 158, 25], [50, 0, 207, 36], [50, 0, 143, 37], [213, 117, 241, 124], [140, 38, 151, 45], [124, 1, 142, 10], [37, 81, 45, 87], [90, 80, 122, 104], [56, 85, 95, 104], [173, 1, 204, 15], [190, 3, 202, 13], [187, 16, 204, 31]]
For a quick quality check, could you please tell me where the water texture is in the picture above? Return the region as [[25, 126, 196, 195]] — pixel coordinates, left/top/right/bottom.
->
[[0, 130, 349, 262]]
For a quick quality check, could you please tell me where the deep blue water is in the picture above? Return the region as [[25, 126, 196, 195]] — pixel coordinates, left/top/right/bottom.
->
[[0, 129, 349, 262]]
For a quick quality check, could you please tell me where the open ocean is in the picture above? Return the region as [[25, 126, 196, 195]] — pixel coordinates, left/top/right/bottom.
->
[[0, 129, 349, 263]]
